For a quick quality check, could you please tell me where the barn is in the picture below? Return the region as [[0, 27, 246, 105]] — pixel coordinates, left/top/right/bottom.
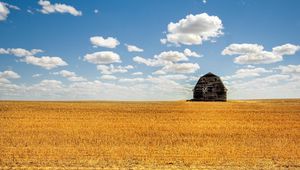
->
[[192, 72, 227, 101]]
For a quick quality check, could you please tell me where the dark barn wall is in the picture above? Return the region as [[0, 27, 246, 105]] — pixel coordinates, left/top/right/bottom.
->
[[193, 72, 227, 101]]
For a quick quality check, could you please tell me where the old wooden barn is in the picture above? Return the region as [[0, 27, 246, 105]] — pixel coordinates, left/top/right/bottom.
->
[[192, 72, 227, 101]]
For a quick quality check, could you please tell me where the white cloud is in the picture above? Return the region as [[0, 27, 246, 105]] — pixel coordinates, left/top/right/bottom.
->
[[2, 72, 300, 100], [0, 2, 9, 21], [133, 49, 200, 68], [183, 48, 202, 57], [38, 0, 82, 16], [159, 74, 188, 80], [0, 70, 20, 84], [90, 36, 120, 48], [100, 75, 117, 80], [277, 65, 300, 74], [188, 76, 200, 81], [160, 39, 167, 44], [22, 56, 68, 70], [0, 48, 43, 57], [152, 70, 166, 75], [119, 78, 145, 83], [160, 63, 200, 74], [125, 44, 144, 52], [53, 70, 86, 82], [203, 0, 207, 4], [234, 51, 280, 64], [234, 67, 271, 78], [222, 44, 264, 55], [222, 67, 272, 81], [133, 56, 171, 67], [23, 79, 64, 97], [0, 47, 68, 70], [225, 74, 298, 99], [162, 13, 223, 45], [222, 43, 300, 64], [0, 77, 190, 100], [0, 48, 8, 54], [272, 44, 300, 56], [132, 72, 143, 76], [134, 50, 201, 76], [154, 51, 188, 62], [0, 70, 20, 79], [84, 51, 121, 64], [39, 79, 62, 87], [235, 74, 290, 88], [0, 2, 20, 21], [97, 64, 133, 74]]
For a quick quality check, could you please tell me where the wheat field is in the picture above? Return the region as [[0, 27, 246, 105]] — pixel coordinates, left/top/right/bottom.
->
[[0, 100, 299, 169]]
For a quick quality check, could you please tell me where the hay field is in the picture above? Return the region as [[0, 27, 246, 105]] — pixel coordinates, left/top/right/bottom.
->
[[0, 100, 300, 169]]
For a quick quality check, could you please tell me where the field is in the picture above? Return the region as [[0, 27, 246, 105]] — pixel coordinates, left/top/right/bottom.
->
[[0, 100, 300, 169]]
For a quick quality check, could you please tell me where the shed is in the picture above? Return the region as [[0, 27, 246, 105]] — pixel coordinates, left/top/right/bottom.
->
[[192, 72, 227, 101]]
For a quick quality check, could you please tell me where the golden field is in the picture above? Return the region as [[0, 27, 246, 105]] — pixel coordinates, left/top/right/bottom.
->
[[0, 100, 300, 169]]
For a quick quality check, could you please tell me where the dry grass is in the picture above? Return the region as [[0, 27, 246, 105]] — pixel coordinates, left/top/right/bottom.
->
[[0, 100, 300, 169]]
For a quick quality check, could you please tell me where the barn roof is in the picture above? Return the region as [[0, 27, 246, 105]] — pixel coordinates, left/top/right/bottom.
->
[[202, 72, 219, 78]]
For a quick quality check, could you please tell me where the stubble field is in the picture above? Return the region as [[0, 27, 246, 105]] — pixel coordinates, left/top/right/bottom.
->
[[0, 100, 300, 169]]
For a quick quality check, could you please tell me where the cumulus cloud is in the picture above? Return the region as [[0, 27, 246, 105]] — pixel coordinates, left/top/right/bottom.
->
[[159, 74, 188, 80], [0, 70, 20, 84], [125, 44, 144, 52], [160, 63, 200, 74], [38, 0, 82, 16], [53, 70, 86, 82], [183, 48, 202, 57], [39, 79, 62, 87], [225, 73, 298, 99], [84, 51, 121, 64], [100, 75, 117, 80], [119, 78, 145, 83], [0, 47, 68, 69], [162, 13, 223, 45], [152, 70, 166, 75], [90, 36, 120, 48], [0, 2, 20, 21], [134, 49, 201, 75], [97, 64, 133, 74], [0, 48, 43, 57], [0, 70, 20, 79], [222, 67, 272, 81], [0, 75, 192, 100], [133, 49, 201, 68], [272, 43, 300, 56], [222, 43, 300, 64], [0, 2, 9, 21], [133, 56, 171, 67], [277, 65, 300, 74], [155, 51, 188, 62], [222, 44, 264, 55], [22, 56, 68, 70]]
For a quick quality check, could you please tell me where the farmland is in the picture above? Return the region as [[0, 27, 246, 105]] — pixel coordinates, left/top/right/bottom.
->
[[0, 100, 300, 169]]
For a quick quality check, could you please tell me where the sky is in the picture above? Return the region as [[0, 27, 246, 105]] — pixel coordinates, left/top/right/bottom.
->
[[0, 0, 300, 100]]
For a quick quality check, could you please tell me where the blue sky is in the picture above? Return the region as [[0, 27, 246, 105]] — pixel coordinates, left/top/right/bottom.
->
[[0, 0, 300, 100]]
